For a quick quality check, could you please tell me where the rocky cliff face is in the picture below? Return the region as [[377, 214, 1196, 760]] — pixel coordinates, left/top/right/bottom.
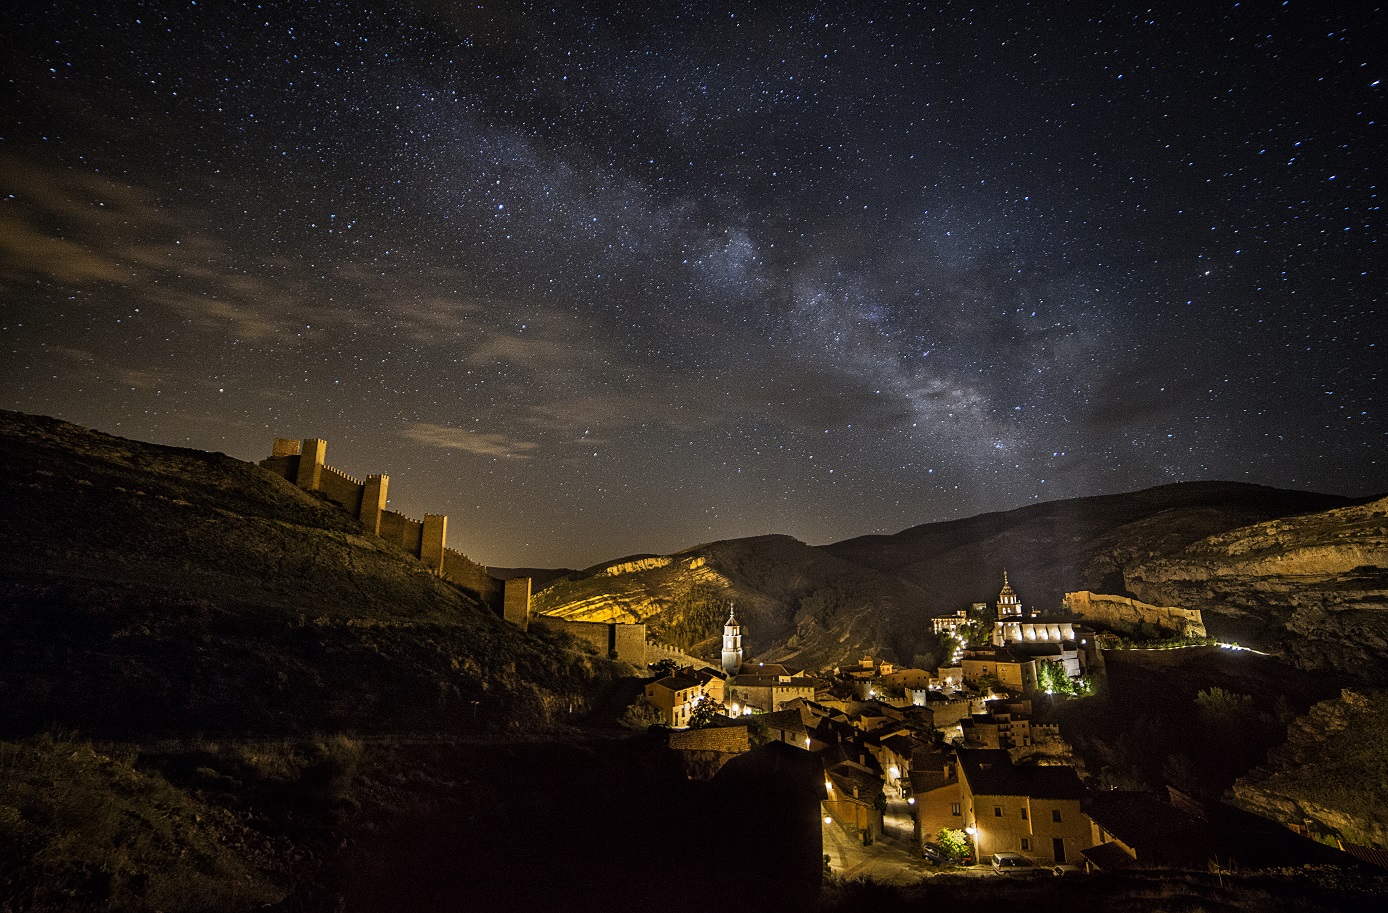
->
[[1232, 689, 1388, 849], [1127, 497, 1388, 680], [533, 535, 925, 671]]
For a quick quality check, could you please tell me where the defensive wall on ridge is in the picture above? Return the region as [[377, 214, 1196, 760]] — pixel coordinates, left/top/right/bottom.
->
[[533, 618, 649, 666], [1062, 590, 1206, 638], [262, 437, 521, 621], [645, 641, 721, 673]]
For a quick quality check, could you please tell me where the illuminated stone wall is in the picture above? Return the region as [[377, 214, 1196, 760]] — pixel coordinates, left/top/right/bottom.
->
[[1063, 591, 1206, 638], [536, 618, 648, 665], [259, 436, 526, 625], [503, 577, 531, 630]]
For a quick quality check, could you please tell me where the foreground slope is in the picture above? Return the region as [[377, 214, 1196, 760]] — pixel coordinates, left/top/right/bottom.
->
[[0, 411, 609, 738]]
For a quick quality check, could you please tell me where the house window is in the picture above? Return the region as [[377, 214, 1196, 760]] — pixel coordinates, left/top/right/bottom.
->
[[1021, 808, 1028, 820], [1052, 810, 1062, 823], [950, 803, 961, 816], [1021, 838, 1030, 851], [994, 806, 1002, 817]]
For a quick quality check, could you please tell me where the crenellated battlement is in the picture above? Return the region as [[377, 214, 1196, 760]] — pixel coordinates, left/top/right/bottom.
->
[[260, 436, 518, 621]]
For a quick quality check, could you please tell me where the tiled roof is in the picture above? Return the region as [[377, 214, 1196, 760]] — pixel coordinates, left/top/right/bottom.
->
[[827, 761, 885, 802], [758, 708, 809, 735], [651, 670, 705, 692], [957, 748, 1086, 800], [909, 768, 956, 792], [1082, 841, 1137, 870], [1338, 841, 1388, 871], [669, 726, 751, 753], [1084, 792, 1205, 848]]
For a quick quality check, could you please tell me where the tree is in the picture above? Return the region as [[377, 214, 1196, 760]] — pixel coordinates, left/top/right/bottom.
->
[[1194, 686, 1253, 724], [1038, 661, 1076, 696], [687, 696, 726, 729], [956, 619, 991, 649], [648, 658, 679, 678], [937, 827, 971, 862]]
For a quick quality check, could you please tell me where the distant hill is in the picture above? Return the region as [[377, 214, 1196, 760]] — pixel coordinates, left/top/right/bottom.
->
[[826, 481, 1364, 614], [0, 411, 613, 739], [538, 480, 1385, 679], [533, 535, 930, 670]]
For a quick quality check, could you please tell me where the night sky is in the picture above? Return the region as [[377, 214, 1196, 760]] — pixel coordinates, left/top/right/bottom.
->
[[2, 1, 1384, 568]]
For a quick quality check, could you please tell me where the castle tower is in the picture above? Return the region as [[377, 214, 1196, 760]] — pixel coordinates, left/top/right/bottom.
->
[[295, 438, 327, 491], [504, 577, 532, 631], [997, 569, 1024, 618], [359, 474, 388, 535], [421, 513, 448, 574], [721, 605, 743, 676]]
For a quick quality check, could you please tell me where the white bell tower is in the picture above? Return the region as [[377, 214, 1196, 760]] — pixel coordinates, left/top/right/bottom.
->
[[721, 604, 743, 676]]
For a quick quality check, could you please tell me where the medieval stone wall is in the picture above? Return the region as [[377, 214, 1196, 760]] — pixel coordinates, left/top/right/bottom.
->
[[260, 437, 514, 623], [318, 464, 364, 515], [443, 547, 504, 611], [537, 618, 649, 666], [379, 509, 424, 555], [1062, 590, 1206, 638]]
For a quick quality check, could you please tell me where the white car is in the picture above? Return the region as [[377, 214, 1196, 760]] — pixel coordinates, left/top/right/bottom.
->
[[990, 852, 1043, 876]]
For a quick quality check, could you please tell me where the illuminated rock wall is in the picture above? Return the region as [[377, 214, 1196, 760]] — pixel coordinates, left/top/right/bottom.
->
[[1062, 590, 1205, 638]]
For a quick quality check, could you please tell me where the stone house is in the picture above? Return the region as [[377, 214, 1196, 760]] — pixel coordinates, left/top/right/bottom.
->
[[959, 697, 1057, 750], [957, 749, 1092, 865], [728, 668, 817, 714], [824, 760, 886, 844], [909, 748, 964, 854], [961, 645, 1038, 695], [668, 725, 750, 780], [645, 669, 718, 728]]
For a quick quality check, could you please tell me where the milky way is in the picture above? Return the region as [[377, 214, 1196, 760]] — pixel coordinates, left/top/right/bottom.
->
[[2, 1, 1383, 566]]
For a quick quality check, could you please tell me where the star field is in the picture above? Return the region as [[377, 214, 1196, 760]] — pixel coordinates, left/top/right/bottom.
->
[[1, 1, 1383, 566]]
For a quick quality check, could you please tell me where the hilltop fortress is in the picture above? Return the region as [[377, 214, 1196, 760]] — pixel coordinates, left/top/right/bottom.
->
[[260, 437, 649, 665], [261, 437, 518, 617]]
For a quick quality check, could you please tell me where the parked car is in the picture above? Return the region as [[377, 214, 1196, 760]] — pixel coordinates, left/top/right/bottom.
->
[[1052, 864, 1084, 876], [921, 842, 951, 865], [991, 853, 1044, 876]]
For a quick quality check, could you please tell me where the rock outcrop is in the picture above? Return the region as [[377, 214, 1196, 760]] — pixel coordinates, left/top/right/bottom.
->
[[1233, 689, 1388, 849], [1127, 497, 1388, 679]]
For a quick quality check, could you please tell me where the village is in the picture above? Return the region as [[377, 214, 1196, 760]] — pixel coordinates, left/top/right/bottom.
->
[[632, 574, 1346, 882]]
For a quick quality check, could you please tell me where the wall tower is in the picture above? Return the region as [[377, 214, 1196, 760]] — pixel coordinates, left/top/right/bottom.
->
[[721, 605, 744, 676]]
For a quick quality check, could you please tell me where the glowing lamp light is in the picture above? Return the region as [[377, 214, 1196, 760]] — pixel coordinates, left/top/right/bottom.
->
[[907, 797, 916, 805], [824, 816, 833, 825], [965, 825, 977, 835]]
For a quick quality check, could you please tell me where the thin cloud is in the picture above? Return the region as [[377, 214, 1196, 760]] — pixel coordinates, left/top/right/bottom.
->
[[401, 422, 539, 458]]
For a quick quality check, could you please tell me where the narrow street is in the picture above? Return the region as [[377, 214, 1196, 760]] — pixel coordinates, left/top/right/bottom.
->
[[821, 797, 936, 884]]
